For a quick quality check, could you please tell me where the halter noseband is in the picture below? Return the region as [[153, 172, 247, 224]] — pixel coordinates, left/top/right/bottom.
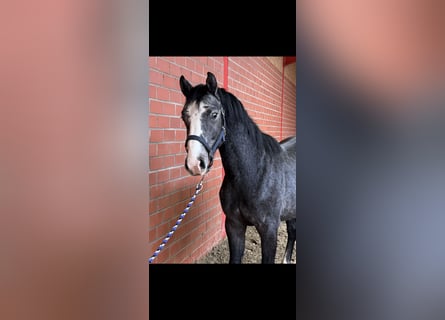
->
[[185, 108, 226, 168]]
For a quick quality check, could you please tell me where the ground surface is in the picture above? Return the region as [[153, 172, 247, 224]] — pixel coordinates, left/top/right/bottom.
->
[[196, 221, 296, 264]]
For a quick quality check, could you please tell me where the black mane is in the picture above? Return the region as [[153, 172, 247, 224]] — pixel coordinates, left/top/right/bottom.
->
[[217, 88, 283, 155]]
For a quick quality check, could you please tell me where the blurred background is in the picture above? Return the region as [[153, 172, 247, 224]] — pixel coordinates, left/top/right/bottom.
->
[[0, 1, 148, 319], [296, 1, 445, 319]]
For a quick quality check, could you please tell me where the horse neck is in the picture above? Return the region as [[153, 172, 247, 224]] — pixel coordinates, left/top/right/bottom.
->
[[218, 93, 281, 178]]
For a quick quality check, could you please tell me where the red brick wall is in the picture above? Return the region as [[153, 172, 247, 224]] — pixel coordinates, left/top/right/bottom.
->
[[148, 57, 296, 263], [228, 57, 284, 140], [282, 64, 297, 139]]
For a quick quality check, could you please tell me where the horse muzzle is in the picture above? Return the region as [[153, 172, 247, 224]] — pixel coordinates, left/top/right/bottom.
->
[[184, 130, 225, 175], [185, 155, 209, 176]]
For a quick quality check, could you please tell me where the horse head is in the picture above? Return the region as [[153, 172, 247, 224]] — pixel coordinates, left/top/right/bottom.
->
[[179, 72, 226, 176]]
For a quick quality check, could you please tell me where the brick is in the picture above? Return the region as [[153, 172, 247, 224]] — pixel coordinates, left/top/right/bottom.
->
[[174, 248, 189, 263], [161, 206, 179, 222], [157, 143, 171, 156], [180, 167, 188, 177], [157, 170, 170, 183], [174, 154, 185, 166], [149, 85, 156, 98], [163, 74, 178, 89], [170, 143, 182, 154], [160, 180, 185, 196], [176, 189, 191, 204], [197, 56, 207, 65], [169, 63, 181, 77], [163, 103, 176, 116], [149, 157, 163, 171], [175, 57, 186, 66], [185, 58, 195, 70], [148, 228, 157, 243], [150, 115, 170, 128], [206, 58, 215, 70], [191, 72, 203, 84], [175, 105, 183, 117], [149, 144, 157, 156], [195, 64, 205, 77], [149, 69, 163, 85], [148, 115, 158, 128], [170, 91, 183, 104], [170, 167, 182, 180], [156, 87, 170, 101], [149, 200, 158, 214], [164, 155, 175, 168], [149, 100, 163, 114], [149, 156, 175, 171], [175, 130, 186, 141], [169, 118, 181, 128], [158, 195, 176, 212], [156, 58, 170, 73], [149, 185, 162, 199], [163, 130, 175, 141], [149, 213, 163, 230], [148, 172, 157, 185]]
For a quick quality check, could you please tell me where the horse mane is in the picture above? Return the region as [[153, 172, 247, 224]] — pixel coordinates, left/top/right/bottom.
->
[[217, 88, 283, 155]]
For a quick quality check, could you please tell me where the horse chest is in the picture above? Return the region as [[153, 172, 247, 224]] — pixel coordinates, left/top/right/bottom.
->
[[238, 190, 283, 219]]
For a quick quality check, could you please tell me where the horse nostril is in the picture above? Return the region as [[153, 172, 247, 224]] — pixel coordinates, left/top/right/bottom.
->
[[199, 157, 206, 170]]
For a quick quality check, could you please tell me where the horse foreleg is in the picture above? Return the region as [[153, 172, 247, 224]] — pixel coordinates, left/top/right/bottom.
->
[[225, 216, 247, 264], [257, 222, 279, 264], [282, 218, 296, 264]]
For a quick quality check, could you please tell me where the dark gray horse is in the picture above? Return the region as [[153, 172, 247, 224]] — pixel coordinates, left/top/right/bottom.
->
[[179, 72, 296, 264]]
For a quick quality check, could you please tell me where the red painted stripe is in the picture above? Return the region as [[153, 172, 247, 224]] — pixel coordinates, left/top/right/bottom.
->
[[283, 56, 296, 66], [280, 58, 285, 141], [223, 57, 229, 89]]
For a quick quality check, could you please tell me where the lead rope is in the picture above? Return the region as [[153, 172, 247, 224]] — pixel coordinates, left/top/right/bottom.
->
[[148, 176, 205, 264]]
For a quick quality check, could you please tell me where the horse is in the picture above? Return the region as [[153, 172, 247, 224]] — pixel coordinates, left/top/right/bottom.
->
[[179, 72, 296, 264]]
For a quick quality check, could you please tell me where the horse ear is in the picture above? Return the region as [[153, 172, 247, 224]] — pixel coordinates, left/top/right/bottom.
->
[[179, 75, 192, 97], [206, 72, 218, 94]]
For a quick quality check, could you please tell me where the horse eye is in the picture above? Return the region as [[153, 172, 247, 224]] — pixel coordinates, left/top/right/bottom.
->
[[211, 112, 218, 119]]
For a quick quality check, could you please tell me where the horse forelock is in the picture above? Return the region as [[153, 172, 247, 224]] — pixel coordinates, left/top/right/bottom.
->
[[183, 84, 211, 105]]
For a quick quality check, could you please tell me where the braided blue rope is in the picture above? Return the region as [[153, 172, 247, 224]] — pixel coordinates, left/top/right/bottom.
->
[[148, 177, 204, 264]]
